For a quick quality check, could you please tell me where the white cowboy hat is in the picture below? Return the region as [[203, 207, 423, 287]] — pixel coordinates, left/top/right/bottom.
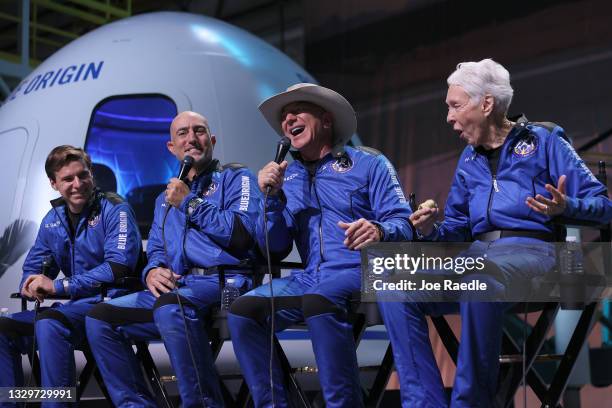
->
[[258, 83, 356, 147]]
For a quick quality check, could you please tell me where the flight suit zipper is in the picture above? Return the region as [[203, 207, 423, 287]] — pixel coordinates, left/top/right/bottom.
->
[[53, 207, 82, 296], [485, 144, 507, 226], [311, 174, 325, 268]]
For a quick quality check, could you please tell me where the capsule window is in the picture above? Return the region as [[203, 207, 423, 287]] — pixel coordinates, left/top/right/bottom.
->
[[85, 95, 178, 237]]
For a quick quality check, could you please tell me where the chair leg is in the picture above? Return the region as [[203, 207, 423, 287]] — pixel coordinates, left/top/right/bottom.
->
[[219, 378, 235, 406], [135, 342, 175, 408], [431, 316, 459, 364], [210, 336, 223, 360], [498, 303, 560, 407], [235, 380, 253, 408], [497, 335, 552, 407], [430, 304, 569, 407], [209, 334, 235, 405], [542, 302, 597, 408], [274, 335, 311, 408], [365, 343, 395, 408], [76, 358, 94, 401], [352, 313, 367, 344], [79, 346, 114, 404], [26, 351, 41, 386]]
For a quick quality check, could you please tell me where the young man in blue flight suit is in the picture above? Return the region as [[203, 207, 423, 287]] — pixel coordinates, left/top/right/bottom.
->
[[86, 111, 262, 408], [228, 83, 414, 407], [0, 145, 141, 407], [379, 59, 612, 407]]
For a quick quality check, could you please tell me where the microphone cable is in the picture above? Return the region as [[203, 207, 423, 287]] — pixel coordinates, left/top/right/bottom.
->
[[25, 256, 52, 408], [160, 156, 206, 407], [161, 201, 206, 407], [263, 188, 276, 407], [262, 136, 291, 407]]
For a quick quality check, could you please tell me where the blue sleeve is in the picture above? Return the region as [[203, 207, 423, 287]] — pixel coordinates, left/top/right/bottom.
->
[[180, 168, 261, 251], [20, 219, 60, 293], [368, 155, 414, 241], [255, 191, 296, 258], [57, 202, 142, 298], [548, 127, 612, 223], [142, 195, 167, 283], [434, 152, 472, 242]]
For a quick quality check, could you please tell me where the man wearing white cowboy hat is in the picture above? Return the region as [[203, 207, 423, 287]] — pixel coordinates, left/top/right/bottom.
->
[[228, 83, 414, 407]]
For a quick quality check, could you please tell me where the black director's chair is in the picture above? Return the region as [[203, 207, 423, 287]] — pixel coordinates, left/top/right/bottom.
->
[[431, 161, 611, 408], [137, 261, 270, 408], [5, 251, 158, 406], [7, 284, 132, 403], [209, 262, 270, 407], [255, 261, 393, 408]]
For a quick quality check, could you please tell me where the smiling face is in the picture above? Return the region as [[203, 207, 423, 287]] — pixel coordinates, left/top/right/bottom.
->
[[50, 160, 94, 214], [445, 85, 489, 147], [167, 111, 216, 170], [280, 101, 333, 160]]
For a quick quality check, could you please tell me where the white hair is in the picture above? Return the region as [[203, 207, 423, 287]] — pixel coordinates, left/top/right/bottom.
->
[[447, 58, 514, 118]]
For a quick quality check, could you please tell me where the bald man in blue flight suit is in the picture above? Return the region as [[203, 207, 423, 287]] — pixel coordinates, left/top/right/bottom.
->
[[0, 145, 141, 407], [228, 83, 414, 407], [379, 59, 612, 407], [86, 111, 261, 408]]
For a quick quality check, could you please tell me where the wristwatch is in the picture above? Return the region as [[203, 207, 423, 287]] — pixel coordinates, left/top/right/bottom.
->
[[187, 197, 204, 216]]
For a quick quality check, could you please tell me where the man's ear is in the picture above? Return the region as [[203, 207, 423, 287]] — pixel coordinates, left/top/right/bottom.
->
[[166, 140, 176, 155], [482, 94, 495, 117], [210, 135, 216, 147], [49, 178, 58, 191]]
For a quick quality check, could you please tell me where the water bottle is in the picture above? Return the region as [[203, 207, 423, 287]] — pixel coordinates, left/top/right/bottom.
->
[[364, 258, 378, 295], [221, 278, 240, 310], [559, 236, 584, 275], [0, 308, 9, 317], [559, 236, 584, 309]]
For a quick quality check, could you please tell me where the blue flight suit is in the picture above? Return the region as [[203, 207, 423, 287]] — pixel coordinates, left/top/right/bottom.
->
[[228, 146, 413, 407], [0, 190, 141, 408], [378, 118, 612, 407], [86, 161, 261, 408]]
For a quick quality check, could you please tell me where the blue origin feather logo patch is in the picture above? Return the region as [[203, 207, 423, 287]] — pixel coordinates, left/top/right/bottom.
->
[[513, 139, 537, 158], [203, 182, 219, 197], [331, 157, 353, 173], [88, 214, 100, 228]]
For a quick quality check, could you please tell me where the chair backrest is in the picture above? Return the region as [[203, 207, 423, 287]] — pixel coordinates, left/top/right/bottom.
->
[[92, 163, 117, 193], [126, 184, 166, 237]]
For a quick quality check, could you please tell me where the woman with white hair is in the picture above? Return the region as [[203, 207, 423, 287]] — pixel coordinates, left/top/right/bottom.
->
[[377, 59, 611, 407]]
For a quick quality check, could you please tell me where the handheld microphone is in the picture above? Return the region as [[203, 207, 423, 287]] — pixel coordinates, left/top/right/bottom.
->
[[273, 136, 291, 164], [178, 155, 195, 182], [266, 137, 291, 194], [35, 256, 54, 299]]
